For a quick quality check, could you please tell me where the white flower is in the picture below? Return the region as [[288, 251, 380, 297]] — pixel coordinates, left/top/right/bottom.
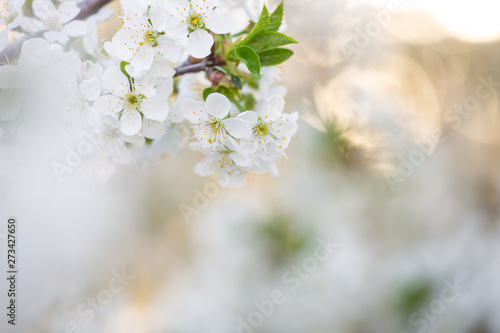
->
[[0, 0, 25, 51], [176, 72, 211, 101], [93, 66, 171, 136], [104, 0, 181, 77], [163, 0, 234, 58], [0, 38, 81, 124], [139, 106, 189, 161], [182, 92, 252, 152], [141, 99, 185, 139], [239, 96, 298, 161], [190, 136, 251, 188], [22, 0, 87, 45], [61, 61, 102, 132], [97, 114, 144, 164]]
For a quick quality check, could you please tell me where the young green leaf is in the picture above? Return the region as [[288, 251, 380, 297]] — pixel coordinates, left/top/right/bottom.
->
[[259, 48, 294, 66], [268, 1, 284, 31], [203, 87, 216, 100], [242, 94, 257, 111], [231, 75, 243, 90], [238, 5, 269, 45], [234, 45, 261, 77], [247, 31, 297, 53], [217, 86, 246, 112]]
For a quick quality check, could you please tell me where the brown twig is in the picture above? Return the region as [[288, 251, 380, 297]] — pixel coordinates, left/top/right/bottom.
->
[[173, 61, 208, 77], [75, 0, 114, 20], [174, 54, 227, 83]]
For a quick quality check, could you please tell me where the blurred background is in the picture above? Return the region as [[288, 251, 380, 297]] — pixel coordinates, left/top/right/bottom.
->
[[1, 0, 500, 332]]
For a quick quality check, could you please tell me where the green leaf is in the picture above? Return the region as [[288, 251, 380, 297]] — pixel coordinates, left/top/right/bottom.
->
[[245, 74, 259, 89], [259, 48, 294, 66], [242, 94, 257, 111], [239, 5, 269, 45], [234, 46, 261, 77], [217, 86, 246, 113], [248, 31, 297, 53], [268, 1, 284, 31], [203, 87, 216, 100], [231, 75, 243, 90]]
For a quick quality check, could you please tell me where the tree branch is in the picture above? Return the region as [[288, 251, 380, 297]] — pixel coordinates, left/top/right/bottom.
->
[[173, 56, 227, 83], [173, 61, 208, 77], [75, 0, 114, 20]]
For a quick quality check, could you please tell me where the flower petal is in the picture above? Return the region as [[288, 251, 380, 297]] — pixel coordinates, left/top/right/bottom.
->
[[261, 95, 285, 121], [43, 30, 69, 44], [63, 20, 87, 37], [181, 98, 205, 124], [205, 92, 230, 119], [157, 36, 181, 62], [188, 29, 213, 59], [120, 110, 142, 136], [55, 1, 80, 23], [32, 0, 57, 22], [93, 95, 123, 114], [168, 100, 186, 124], [18, 38, 51, 67], [129, 45, 154, 75], [100, 114, 120, 130], [120, 133, 145, 145], [237, 111, 258, 127], [153, 63, 176, 79], [149, 2, 167, 30], [163, 19, 189, 40], [163, 0, 190, 21], [84, 104, 100, 128], [79, 77, 101, 101], [205, 7, 234, 34], [142, 119, 166, 139], [156, 78, 174, 100], [224, 118, 252, 139], [141, 98, 169, 121], [101, 66, 130, 96], [104, 29, 137, 60], [194, 159, 212, 176]]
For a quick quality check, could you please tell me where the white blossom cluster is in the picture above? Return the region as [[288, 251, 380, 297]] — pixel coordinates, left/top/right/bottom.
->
[[0, 0, 298, 188]]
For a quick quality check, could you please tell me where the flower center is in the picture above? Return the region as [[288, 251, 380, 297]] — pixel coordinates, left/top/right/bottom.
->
[[207, 119, 224, 144], [140, 30, 160, 47], [1, 4, 16, 24], [188, 12, 204, 30], [124, 92, 145, 110], [255, 121, 269, 137]]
